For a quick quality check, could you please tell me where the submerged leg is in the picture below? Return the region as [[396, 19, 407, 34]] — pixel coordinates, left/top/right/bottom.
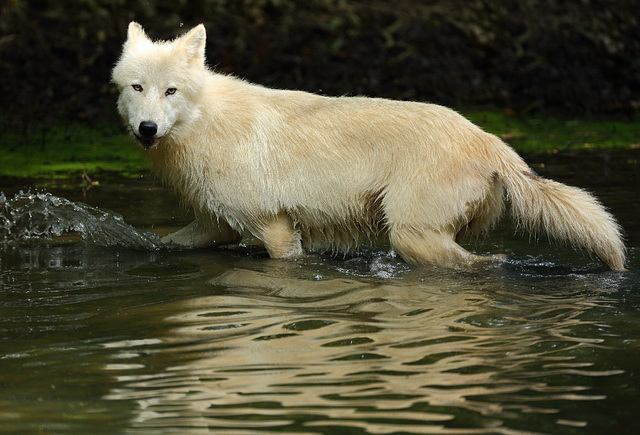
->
[[389, 226, 503, 268], [256, 212, 304, 259], [162, 218, 241, 247]]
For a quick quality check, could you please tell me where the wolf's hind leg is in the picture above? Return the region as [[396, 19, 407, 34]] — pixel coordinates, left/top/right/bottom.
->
[[162, 219, 242, 247], [389, 226, 502, 268], [257, 212, 304, 259]]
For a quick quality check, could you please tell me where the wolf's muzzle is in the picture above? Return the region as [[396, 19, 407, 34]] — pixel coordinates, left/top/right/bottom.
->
[[138, 121, 158, 138], [135, 121, 159, 149]]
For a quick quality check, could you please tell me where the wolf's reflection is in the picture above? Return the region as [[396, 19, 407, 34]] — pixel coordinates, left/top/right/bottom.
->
[[104, 267, 618, 432]]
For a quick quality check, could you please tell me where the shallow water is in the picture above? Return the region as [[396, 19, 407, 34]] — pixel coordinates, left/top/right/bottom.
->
[[1, 154, 639, 434]]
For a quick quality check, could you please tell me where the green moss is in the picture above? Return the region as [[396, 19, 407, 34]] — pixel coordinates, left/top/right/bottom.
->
[[1, 113, 638, 182], [464, 109, 639, 155], [0, 123, 146, 180]]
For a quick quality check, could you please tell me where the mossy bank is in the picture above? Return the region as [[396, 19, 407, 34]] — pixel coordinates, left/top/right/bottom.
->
[[1, 110, 638, 186]]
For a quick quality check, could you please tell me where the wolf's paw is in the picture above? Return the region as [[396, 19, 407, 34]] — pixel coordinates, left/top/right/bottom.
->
[[491, 253, 508, 263], [160, 233, 189, 247]]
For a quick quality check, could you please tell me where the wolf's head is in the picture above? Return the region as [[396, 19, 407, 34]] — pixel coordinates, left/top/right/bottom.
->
[[112, 23, 207, 149]]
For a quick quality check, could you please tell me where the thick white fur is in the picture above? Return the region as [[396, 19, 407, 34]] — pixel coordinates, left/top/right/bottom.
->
[[112, 23, 626, 270]]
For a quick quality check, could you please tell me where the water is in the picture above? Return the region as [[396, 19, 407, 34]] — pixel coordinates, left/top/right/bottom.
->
[[0, 191, 163, 250], [0, 154, 639, 434]]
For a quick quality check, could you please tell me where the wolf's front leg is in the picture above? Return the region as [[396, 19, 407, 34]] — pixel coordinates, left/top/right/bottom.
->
[[162, 218, 242, 248], [257, 212, 304, 259]]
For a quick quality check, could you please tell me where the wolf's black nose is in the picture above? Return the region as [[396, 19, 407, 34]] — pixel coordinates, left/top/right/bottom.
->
[[138, 121, 158, 137]]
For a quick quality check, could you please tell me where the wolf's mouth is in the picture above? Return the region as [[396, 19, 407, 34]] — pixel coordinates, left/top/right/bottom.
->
[[134, 134, 158, 149]]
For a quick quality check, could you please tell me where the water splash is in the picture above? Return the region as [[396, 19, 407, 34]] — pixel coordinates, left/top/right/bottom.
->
[[0, 191, 163, 250]]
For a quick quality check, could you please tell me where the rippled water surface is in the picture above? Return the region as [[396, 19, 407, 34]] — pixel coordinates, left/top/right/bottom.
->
[[1, 155, 639, 434]]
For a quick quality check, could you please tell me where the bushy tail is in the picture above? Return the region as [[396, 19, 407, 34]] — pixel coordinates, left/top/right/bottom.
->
[[493, 143, 626, 271]]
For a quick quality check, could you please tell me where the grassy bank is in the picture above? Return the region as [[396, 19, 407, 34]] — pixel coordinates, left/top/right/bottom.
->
[[1, 110, 638, 183], [466, 110, 639, 155], [0, 124, 146, 180]]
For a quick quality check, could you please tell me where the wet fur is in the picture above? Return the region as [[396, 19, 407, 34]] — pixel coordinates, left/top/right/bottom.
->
[[112, 23, 626, 270]]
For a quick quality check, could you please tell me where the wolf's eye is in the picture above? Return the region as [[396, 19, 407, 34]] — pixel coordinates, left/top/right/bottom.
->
[[165, 88, 177, 96], [132, 84, 143, 92]]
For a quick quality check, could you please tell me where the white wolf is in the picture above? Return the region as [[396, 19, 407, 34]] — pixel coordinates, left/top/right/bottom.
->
[[112, 22, 626, 270]]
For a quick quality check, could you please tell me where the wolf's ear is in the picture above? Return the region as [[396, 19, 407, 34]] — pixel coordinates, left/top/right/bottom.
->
[[126, 22, 150, 44], [179, 24, 207, 65]]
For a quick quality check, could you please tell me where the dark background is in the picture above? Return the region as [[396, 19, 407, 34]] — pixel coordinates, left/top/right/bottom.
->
[[1, 0, 639, 133]]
